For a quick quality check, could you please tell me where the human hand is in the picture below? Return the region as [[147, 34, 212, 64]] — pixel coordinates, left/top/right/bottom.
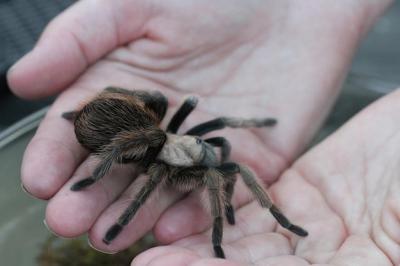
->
[[7, 0, 391, 254], [133, 89, 400, 265]]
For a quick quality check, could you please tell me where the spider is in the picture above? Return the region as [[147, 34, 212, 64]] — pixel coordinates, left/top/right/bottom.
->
[[62, 87, 308, 259]]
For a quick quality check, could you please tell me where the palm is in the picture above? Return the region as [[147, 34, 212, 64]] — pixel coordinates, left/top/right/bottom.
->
[[134, 91, 400, 265], [7, 0, 390, 257]]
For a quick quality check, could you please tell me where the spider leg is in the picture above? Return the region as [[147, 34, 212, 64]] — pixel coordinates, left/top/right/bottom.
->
[[104, 87, 168, 121], [168, 165, 234, 231], [114, 128, 166, 164], [186, 117, 277, 136], [207, 139, 234, 223], [216, 163, 238, 225], [206, 169, 226, 258], [70, 148, 120, 191], [61, 111, 78, 121], [166, 96, 198, 133], [103, 163, 167, 244], [205, 137, 231, 163], [167, 165, 208, 191], [71, 129, 166, 191], [222, 163, 308, 237], [223, 175, 236, 225]]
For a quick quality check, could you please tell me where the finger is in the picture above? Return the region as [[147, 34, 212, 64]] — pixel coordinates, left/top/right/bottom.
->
[[134, 233, 291, 265], [7, 0, 150, 99], [168, 202, 275, 248], [147, 252, 199, 266], [153, 179, 261, 244], [132, 247, 239, 266], [329, 235, 393, 266], [45, 156, 136, 237], [146, 253, 242, 266], [254, 255, 310, 266], [20, 88, 93, 199], [172, 201, 278, 248], [175, 232, 292, 261], [153, 192, 211, 244], [87, 177, 183, 253], [270, 171, 346, 263], [184, 233, 293, 263], [132, 247, 200, 266], [131, 246, 184, 266], [189, 259, 241, 266]]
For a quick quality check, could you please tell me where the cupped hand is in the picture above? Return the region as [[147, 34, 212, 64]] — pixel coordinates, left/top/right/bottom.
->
[[7, 0, 391, 254], [133, 89, 400, 265]]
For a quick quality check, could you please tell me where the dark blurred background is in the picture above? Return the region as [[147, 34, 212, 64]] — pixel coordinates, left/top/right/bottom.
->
[[0, 0, 74, 130], [0, 1, 399, 131]]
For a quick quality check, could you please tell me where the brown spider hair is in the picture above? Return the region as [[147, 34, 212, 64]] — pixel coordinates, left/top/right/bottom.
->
[[62, 87, 307, 259]]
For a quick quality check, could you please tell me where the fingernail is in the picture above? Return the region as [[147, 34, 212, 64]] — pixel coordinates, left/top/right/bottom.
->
[[20, 183, 35, 198], [7, 50, 32, 77], [43, 219, 66, 239], [87, 237, 117, 254], [20, 183, 46, 201], [6, 65, 16, 78], [21, 182, 31, 195]]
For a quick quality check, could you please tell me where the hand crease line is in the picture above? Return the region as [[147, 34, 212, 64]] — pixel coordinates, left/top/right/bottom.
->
[[65, 29, 91, 68], [253, 132, 290, 184], [291, 168, 349, 260]]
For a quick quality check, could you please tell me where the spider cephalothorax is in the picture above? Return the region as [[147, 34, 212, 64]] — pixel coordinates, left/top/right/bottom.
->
[[62, 87, 308, 259]]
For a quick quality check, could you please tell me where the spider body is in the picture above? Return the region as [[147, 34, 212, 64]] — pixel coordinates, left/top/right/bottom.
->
[[63, 87, 308, 259], [64, 89, 167, 165], [157, 134, 219, 167]]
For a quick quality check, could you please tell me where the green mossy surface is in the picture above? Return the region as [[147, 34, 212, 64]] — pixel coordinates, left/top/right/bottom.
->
[[37, 235, 155, 266]]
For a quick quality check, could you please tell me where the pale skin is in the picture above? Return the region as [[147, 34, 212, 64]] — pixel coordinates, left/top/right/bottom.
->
[[132, 89, 400, 265], [6, 0, 397, 265]]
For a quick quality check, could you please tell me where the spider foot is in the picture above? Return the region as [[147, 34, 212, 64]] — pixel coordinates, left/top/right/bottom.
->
[[261, 118, 277, 126], [269, 204, 308, 237], [213, 245, 226, 259], [70, 177, 95, 191], [103, 223, 123, 245], [185, 95, 199, 107], [61, 111, 77, 121], [288, 224, 308, 237]]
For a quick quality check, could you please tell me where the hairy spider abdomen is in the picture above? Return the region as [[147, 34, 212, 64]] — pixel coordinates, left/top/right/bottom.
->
[[74, 92, 161, 152], [63, 88, 307, 259]]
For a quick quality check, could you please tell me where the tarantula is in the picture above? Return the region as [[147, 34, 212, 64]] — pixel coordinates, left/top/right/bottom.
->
[[62, 87, 308, 259]]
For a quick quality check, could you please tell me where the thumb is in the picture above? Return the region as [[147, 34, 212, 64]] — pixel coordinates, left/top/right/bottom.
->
[[7, 0, 150, 99]]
